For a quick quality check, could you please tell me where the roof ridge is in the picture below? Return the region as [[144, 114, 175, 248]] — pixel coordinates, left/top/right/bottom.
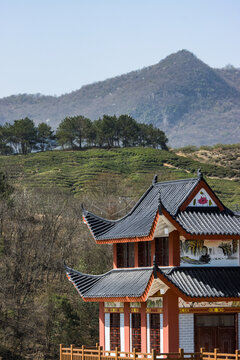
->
[[154, 177, 199, 186]]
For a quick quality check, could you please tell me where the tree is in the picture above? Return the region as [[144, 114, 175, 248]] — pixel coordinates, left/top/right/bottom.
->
[[37, 123, 55, 151], [118, 115, 139, 147], [0, 125, 13, 155], [94, 115, 118, 148], [155, 128, 168, 150], [56, 116, 92, 149], [11, 118, 37, 154]]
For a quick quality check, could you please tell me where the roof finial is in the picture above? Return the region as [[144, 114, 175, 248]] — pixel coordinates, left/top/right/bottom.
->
[[197, 168, 203, 179], [152, 174, 158, 184], [81, 203, 88, 217]]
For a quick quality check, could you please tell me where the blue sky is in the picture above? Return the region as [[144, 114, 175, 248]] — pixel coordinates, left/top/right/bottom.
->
[[0, 0, 239, 98]]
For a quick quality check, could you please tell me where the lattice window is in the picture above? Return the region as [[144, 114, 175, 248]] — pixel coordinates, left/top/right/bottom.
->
[[150, 314, 160, 352], [117, 243, 134, 268], [155, 237, 169, 266], [132, 313, 141, 351], [110, 313, 120, 350], [138, 241, 151, 267]]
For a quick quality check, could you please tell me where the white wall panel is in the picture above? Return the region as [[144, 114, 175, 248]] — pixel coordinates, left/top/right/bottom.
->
[[160, 314, 163, 353], [105, 313, 110, 351], [120, 313, 125, 352], [179, 314, 194, 352], [147, 314, 150, 353]]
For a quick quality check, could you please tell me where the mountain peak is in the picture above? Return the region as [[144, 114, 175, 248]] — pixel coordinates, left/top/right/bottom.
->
[[0, 50, 240, 147]]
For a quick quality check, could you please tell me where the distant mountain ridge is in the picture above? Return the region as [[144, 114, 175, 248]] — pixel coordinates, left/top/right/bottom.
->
[[0, 50, 240, 147]]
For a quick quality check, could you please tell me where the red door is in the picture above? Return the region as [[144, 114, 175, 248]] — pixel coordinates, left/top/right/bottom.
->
[[218, 327, 236, 353], [195, 326, 217, 351], [195, 314, 236, 353]]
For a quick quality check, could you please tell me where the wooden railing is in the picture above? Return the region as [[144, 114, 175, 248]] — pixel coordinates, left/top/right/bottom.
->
[[60, 345, 240, 360]]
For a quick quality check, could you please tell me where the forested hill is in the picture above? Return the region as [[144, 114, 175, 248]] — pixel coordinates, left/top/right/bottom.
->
[[1, 50, 240, 147], [0, 146, 239, 359]]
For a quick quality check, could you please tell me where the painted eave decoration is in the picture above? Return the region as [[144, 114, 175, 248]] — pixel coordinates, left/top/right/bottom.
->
[[188, 188, 217, 207]]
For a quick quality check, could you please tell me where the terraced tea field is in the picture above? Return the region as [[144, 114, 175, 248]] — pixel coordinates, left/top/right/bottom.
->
[[0, 147, 239, 209]]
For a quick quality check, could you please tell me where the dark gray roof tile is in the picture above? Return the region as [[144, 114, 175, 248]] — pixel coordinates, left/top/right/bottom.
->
[[176, 211, 240, 235], [161, 267, 240, 298], [83, 178, 199, 240], [66, 266, 153, 298], [66, 266, 240, 299]]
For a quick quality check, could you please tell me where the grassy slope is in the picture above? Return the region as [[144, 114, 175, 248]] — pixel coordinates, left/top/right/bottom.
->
[[0, 147, 239, 209]]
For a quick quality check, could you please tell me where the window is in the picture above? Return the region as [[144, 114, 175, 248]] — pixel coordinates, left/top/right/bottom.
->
[[131, 313, 141, 351], [117, 243, 134, 268], [110, 313, 120, 350], [138, 241, 151, 267], [155, 237, 169, 266], [196, 314, 235, 327], [150, 314, 160, 352]]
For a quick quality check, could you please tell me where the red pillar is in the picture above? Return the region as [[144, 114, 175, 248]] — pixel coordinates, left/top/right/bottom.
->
[[124, 303, 130, 352], [163, 289, 179, 352], [99, 302, 105, 348], [169, 230, 180, 266], [140, 303, 147, 352]]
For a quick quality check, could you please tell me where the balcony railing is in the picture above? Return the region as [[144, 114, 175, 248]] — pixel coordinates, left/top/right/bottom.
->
[[60, 345, 240, 360]]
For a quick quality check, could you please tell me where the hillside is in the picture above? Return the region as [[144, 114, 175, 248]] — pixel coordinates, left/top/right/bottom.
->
[[216, 66, 240, 92], [0, 50, 240, 147], [0, 147, 239, 359], [0, 147, 239, 210], [175, 143, 240, 175]]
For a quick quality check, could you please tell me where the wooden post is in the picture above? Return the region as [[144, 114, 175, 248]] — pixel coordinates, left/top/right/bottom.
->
[[60, 344, 62, 360], [71, 344, 74, 360], [82, 345, 85, 360], [152, 348, 156, 360], [214, 348, 219, 360], [133, 348, 136, 360], [179, 348, 184, 360], [115, 347, 118, 360], [235, 350, 240, 360], [200, 348, 205, 360], [96, 343, 99, 348], [98, 345, 101, 360]]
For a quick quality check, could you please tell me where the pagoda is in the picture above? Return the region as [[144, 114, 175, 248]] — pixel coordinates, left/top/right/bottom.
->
[[65, 170, 240, 353]]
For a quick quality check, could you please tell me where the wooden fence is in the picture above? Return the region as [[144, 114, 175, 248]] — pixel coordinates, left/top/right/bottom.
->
[[60, 345, 240, 360]]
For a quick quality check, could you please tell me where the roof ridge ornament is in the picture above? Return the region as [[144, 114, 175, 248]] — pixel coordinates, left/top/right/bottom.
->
[[197, 168, 203, 179], [81, 203, 88, 216], [152, 174, 158, 184]]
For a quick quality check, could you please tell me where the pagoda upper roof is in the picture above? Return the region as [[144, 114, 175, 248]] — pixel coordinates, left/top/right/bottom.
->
[[65, 265, 240, 301], [82, 175, 240, 241], [82, 177, 199, 241]]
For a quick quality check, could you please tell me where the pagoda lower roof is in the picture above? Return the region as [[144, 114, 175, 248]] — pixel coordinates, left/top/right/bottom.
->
[[65, 265, 240, 301], [66, 266, 153, 299]]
